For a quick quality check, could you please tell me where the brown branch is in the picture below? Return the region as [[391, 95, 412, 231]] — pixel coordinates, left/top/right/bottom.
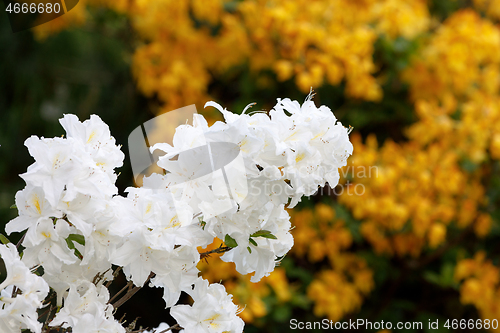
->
[[158, 324, 182, 332], [127, 324, 183, 333], [112, 272, 155, 309], [16, 233, 26, 249], [200, 245, 232, 262], [108, 280, 134, 304], [105, 266, 123, 288], [39, 303, 53, 324]]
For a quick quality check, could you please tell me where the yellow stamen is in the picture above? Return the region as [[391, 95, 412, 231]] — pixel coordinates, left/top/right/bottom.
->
[[295, 153, 305, 163], [87, 131, 96, 143], [32, 194, 42, 215]]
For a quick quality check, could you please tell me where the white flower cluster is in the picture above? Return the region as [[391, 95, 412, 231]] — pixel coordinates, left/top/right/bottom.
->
[[1, 96, 352, 333], [151, 96, 352, 282], [0, 243, 49, 333]]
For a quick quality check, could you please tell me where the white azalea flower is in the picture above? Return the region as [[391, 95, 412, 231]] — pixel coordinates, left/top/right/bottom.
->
[[57, 193, 106, 236], [151, 121, 207, 161], [170, 278, 244, 333], [5, 185, 62, 236], [0, 243, 49, 333], [50, 281, 124, 333], [21, 136, 81, 206], [22, 219, 77, 274], [151, 246, 201, 308], [59, 114, 125, 176]]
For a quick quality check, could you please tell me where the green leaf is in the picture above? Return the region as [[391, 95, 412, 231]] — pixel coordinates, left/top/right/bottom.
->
[[251, 230, 272, 237], [261, 233, 277, 239], [280, 257, 314, 285], [249, 238, 258, 246], [73, 248, 83, 260], [67, 234, 85, 246], [65, 234, 85, 260], [272, 304, 291, 322], [199, 220, 206, 230], [460, 159, 479, 173], [65, 238, 76, 250], [423, 262, 458, 289], [10, 204, 16, 209], [247, 246, 252, 254], [250, 230, 277, 239], [224, 234, 238, 248], [0, 234, 10, 245], [290, 293, 311, 309], [441, 262, 455, 285]]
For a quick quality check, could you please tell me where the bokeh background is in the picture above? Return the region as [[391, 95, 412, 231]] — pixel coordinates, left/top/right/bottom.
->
[[1, 0, 500, 332]]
